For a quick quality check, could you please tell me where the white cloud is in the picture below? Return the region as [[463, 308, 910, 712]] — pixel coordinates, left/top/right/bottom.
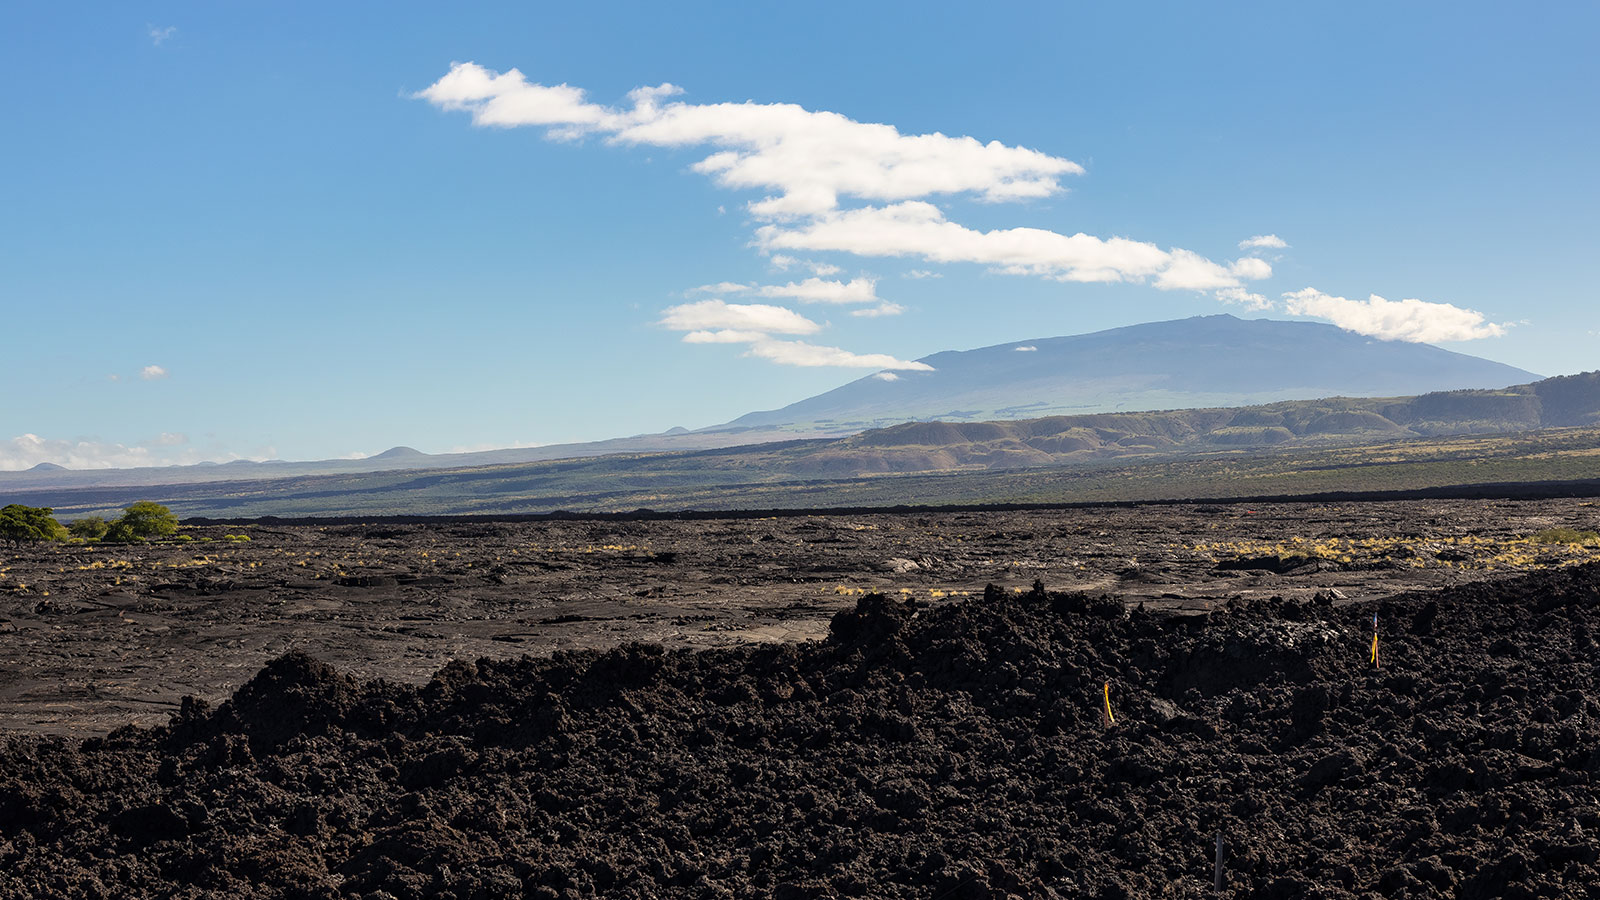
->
[[688, 281, 751, 295], [662, 301, 922, 368], [140, 365, 168, 380], [659, 299, 819, 335], [0, 433, 265, 471], [425, 66, 1498, 359], [1228, 257, 1273, 280], [1216, 287, 1274, 311], [873, 372, 901, 381], [147, 25, 176, 46], [851, 302, 906, 318], [681, 329, 771, 344], [416, 63, 1082, 218], [106, 374, 122, 382], [1014, 345, 1037, 352], [753, 277, 878, 305], [744, 339, 933, 370], [1153, 249, 1248, 291], [1283, 288, 1509, 342], [757, 202, 1264, 292]]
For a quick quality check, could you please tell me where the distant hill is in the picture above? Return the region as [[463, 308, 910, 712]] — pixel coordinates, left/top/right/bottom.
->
[[369, 446, 427, 461], [8, 372, 1599, 519], [721, 314, 1541, 433], [783, 370, 1600, 477]]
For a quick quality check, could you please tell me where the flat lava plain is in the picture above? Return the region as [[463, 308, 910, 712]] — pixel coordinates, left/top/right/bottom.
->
[[2, 498, 1597, 736]]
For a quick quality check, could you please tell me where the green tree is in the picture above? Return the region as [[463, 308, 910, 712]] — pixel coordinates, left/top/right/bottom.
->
[[102, 520, 140, 543], [0, 505, 68, 541], [68, 516, 109, 540], [116, 501, 179, 538]]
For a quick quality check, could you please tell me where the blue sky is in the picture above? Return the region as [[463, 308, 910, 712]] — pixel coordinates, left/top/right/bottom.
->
[[3, 1, 1595, 468]]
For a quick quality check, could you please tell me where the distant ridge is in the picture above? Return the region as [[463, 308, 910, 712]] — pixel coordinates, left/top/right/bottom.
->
[[6, 371, 1599, 520], [720, 314, 1540, 433], [369, 446, 429, 460], [26, 462, 67, 472]]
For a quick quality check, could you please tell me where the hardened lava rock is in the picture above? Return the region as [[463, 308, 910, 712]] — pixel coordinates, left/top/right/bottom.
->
[[5, 564, 1600, 898]]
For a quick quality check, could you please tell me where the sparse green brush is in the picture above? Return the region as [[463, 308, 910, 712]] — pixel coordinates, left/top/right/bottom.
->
[[224, 534, 251, 542], [1534, 527, 1600, 546], [102, 520, 141, 543], [116, 501, 179, 539], [68, 516, 109, 540], [0, 505, 68, 542]]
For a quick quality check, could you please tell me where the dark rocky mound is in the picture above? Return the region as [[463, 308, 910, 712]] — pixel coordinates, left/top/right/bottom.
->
[[7, 566, 1600, 898]]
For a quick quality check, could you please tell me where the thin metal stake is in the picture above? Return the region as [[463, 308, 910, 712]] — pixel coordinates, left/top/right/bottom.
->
[[1214, 833, 1225, 893]]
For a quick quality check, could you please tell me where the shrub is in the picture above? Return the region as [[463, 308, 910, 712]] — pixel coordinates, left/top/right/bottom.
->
[[0, 505, 67, 542], [68, 516, 109, 540], [1534, 527, 1600, 546], [117, 501, 179, 539], [224, 534, 251, 542], [102, 520, 141, 544]]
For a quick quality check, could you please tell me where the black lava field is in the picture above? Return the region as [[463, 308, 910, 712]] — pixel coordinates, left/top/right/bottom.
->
[[7, 563, 1600, 899]]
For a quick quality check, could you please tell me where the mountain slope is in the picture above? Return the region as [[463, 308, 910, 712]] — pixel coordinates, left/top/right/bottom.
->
[[0, 315, 1542, 491], [722, 314, 1541, 433], [11, 372, 1599, 519], [785, 371, 1600, 477]]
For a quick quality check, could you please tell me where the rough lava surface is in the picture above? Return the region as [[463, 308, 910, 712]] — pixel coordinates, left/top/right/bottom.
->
[[6, 562, 1600, 898]]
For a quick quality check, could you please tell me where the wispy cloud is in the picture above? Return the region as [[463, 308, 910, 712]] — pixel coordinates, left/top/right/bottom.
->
[[0, 433, 267, 471], [744, 339, 932, 371], [140, 365, 169, 380], [659, 299, 819, 335], [851, 302, 906, 318], [1239, 234, 1288, 250], [690, 277, 879, 304], [1216, 286, 1274, 311], [417, 65, 1497, 357], [658, 299, 923, 368], [417, 65, 1260, 294], [754, 202, 1270, 291], [147, 25, 177, 46], [753, 277, 878, 305], [417, 64, 1080, 217], [687, 281, 752, 295], [1282, 288, 1509, 342]]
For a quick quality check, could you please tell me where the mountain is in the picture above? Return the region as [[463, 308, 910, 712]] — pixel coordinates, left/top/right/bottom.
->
[[781, 370, 1600, 477], [720, 314, 1541, 433], [12, 372, 1600, 520], [0, 315, 1543, 492]]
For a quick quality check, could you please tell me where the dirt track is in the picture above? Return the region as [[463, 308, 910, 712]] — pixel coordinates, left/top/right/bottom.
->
[[2, 499, 1599, 736]]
